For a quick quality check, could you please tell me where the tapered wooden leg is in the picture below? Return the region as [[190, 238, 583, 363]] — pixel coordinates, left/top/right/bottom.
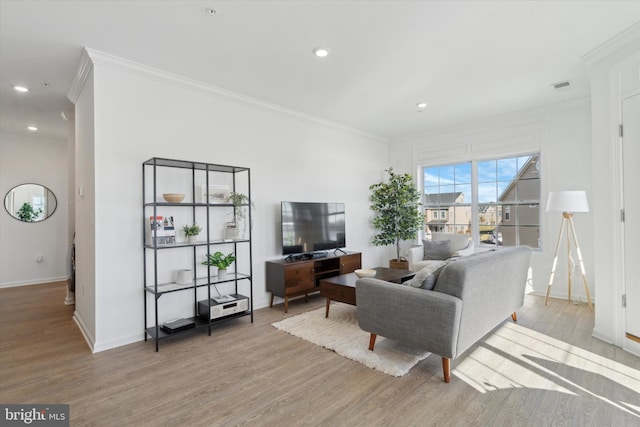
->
[[284, 297, 289, 313], [546, 216, 567, 305], [442, 357, 451, 383], [270, 293, 274, 308], [368, 334, 377, 351], [511, 312, 517, 322], [325, 298, 331, 318]]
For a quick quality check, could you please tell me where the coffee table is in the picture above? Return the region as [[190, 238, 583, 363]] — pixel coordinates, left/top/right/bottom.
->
[[319, 267, 415, 318]]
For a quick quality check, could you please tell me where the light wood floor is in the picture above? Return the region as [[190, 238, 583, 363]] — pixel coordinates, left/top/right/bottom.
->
[[1, 282, 639, 426]]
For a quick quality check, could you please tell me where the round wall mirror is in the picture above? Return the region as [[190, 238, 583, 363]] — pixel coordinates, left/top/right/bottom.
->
[[4, 183, 57, 223]]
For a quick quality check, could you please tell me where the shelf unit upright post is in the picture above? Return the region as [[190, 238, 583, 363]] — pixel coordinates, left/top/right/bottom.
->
[[142, 157, 253, 351]]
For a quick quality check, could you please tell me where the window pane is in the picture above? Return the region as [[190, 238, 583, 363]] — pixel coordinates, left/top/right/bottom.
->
[[439, 186, 455, 203], [517, 178, 540, 201], [423, 161, 472, 236], [478, 182, 496, 203], [455, 163, 471, 184], [455, 184, 472, 204], [424, 168, 439, 186], [439, 165, 455, 185], [517, 155, 533, 171], [497, 157, 518, 182], [519, 226, 540, 248], [424, 187, 439, 206], [498, 180, 514, 201], [478, 160, 496, 183], [517, 204, 539, 226]]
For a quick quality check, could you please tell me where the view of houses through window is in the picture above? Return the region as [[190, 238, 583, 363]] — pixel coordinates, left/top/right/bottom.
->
[[423, 153, 540, 248]]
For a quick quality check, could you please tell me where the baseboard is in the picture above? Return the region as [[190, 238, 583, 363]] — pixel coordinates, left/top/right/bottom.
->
[[624, 336, 640, 357], [73, 311, 96, 352], [529, 290, 596, 305], [0, 276, 68, 288], [93, 333, 143, 353], [591, 328, 614, 345]]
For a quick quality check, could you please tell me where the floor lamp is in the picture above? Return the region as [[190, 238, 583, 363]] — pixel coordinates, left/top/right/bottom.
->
[[545, 190, 593, 311]]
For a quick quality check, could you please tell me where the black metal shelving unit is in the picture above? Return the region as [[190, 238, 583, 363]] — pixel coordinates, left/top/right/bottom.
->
[[143, 157, 253, 351]]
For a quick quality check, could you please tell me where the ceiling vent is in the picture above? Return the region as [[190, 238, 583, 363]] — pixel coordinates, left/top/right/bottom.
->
[[551, 80, 572, 91]]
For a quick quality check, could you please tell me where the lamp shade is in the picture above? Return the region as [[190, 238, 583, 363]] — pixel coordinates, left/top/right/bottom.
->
[[546, 191, 589, 213]]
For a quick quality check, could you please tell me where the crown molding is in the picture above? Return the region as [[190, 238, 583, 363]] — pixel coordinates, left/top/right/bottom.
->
[[73, 48, 387, 143], [67, 48, 93, 103], [582, 22, 640, 66]]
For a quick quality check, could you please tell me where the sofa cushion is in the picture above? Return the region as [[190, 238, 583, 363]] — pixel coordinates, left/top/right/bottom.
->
[[423, 239, 450, 260], [432, 232, 471, 256], [403, 261, 448, 290]]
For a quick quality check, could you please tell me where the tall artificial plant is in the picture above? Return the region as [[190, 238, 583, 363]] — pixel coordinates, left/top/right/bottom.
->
[[369, 168, 424, 262]]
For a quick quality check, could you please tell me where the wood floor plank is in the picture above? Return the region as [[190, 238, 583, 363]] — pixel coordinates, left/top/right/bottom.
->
[[1, 282, 639, 426]]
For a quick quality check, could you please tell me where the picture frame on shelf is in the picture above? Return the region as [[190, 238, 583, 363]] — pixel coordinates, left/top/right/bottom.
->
[[199, 184, 229, 203], [147, 215, 176, 245]]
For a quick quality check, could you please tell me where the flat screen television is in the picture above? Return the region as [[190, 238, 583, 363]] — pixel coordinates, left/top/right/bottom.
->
[[281, 201, 346, 255]]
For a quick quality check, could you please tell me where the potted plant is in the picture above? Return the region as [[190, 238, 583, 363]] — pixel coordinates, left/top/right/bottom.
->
[[16, 202, 43, 222], [182, 224, 202, 244], [202, 251, 236, 280], [369, 167, 424, 269], [226, 192, 254, 239]]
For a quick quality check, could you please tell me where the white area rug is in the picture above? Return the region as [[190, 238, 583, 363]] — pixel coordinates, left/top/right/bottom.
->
[[272, 302, 430, 377]]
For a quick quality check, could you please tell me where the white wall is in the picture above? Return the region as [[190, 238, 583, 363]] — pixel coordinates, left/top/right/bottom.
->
[[389, 99, 594, 300], [72, 70, 97, 347], [0, 133, 68, 287], [584, 23, 640, 351], [73, 50, 389, 352]]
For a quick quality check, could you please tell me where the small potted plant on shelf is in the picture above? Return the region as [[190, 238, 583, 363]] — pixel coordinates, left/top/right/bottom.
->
[[182, 224, 202, 244], [202, 251, 236, 280], [226, 192, 254, 240]]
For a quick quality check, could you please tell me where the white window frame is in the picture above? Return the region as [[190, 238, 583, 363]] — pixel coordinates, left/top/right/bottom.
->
[[421, 151, 540, 249]]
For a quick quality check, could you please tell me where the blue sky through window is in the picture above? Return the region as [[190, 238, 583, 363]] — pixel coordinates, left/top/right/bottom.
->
[[425, 156, 532, 204]]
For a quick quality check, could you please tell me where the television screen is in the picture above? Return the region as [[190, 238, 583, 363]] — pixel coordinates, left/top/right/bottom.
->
[[281, 202, 346, 255]]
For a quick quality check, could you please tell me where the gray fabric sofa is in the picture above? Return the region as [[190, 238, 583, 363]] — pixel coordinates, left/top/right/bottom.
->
[[356, 246, 531, 382]]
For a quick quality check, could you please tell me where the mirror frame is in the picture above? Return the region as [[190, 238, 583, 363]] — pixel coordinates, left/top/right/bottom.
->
[[4, 183, 58, 223]]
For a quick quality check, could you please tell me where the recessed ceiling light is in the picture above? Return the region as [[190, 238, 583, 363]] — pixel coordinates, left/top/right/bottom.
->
[[416, 102, 428, 109], [313, 47, 329, 58], [14, 85, 29, 92], [205, 7, 216, 16], [27, 126, 38, 132]]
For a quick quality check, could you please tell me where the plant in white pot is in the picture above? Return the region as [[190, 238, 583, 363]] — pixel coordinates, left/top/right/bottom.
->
[[369, 167, 424, 269], [182, 224, 202, 244], [226, 192, 254, 240], [202, 251, 236, 280]]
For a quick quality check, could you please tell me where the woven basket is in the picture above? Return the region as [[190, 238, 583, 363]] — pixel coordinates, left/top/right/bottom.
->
[[389, 259, 409, 270]]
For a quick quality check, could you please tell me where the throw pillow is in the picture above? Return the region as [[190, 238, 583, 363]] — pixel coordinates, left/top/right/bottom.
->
[[403, 261, 448, 290], [423, 239, 450, 260]]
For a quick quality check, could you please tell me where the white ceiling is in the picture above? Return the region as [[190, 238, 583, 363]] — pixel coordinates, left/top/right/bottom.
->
[[1, 1, 639, 142]]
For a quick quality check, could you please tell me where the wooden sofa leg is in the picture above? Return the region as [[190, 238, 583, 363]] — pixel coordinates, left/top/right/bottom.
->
[[511, 312, 517, 322], [368, 334, 377, 351], [442, 357, 450, 383]]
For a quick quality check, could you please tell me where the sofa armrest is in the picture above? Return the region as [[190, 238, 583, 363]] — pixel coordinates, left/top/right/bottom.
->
[[406, 246, 424, 271], [453, 239, 474, 257], [356, 278, 462, 359]]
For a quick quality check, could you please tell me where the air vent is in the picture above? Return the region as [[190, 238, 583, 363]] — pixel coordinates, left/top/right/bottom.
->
[[551, 80, 572, 91]]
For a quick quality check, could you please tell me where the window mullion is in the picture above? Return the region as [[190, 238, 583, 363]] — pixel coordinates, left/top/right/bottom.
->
[[471, 161, 479, 247]]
